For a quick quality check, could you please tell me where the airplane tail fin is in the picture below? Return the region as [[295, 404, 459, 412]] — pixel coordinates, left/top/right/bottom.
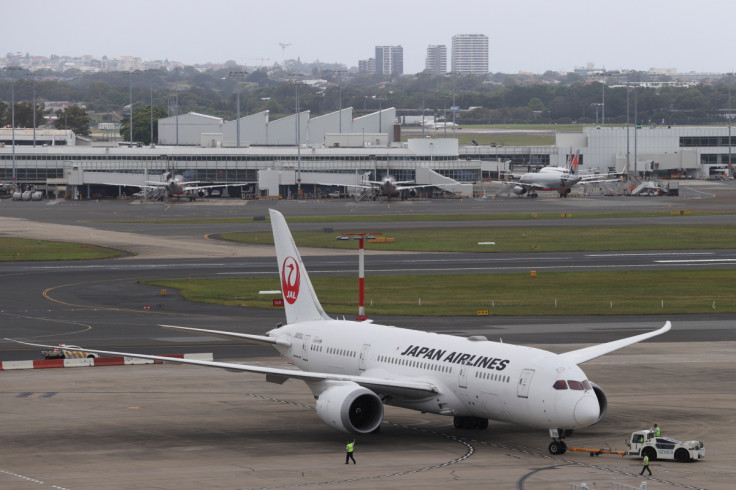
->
[[568, 150, 580, 175], [269, 209, 331, 324]]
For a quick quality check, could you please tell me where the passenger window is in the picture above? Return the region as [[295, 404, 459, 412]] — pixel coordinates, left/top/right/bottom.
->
[[568, 380, 584, 390], [553, 380, 568, 390]]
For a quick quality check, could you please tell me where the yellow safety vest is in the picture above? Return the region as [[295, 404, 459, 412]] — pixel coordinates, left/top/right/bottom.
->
[[654, 428, 660, 436], [346, 443, 354, 452], [642, 455, 649, 466]]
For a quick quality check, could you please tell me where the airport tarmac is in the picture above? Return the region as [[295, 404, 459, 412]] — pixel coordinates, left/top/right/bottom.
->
[[1, 183, 735, 489], [3, 341, 734, 490]]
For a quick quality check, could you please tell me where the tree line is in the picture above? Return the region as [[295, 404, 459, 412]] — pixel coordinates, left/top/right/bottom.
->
[[2, 68, 735, 144]]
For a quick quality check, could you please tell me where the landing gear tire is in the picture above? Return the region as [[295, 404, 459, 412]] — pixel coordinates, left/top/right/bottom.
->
[[549, 440, 567, 455]]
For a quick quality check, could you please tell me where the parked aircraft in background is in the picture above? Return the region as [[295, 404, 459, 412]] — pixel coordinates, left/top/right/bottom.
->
[[8, 209, 671, 454], [503, 151, 620, 198], [321, 171, 440, 200], [106, 171, 247, 201]]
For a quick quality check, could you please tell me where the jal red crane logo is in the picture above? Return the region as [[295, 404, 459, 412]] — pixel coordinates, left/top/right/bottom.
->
[[281, 256, 300, 304]]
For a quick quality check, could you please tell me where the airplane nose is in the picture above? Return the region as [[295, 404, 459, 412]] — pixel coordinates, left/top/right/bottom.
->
[[574, 395, 600, 426]]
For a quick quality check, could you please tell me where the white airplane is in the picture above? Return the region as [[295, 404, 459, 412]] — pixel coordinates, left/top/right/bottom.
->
[[7, 209, 671, 455], [504, 151, 620, 198], [326, 171, 441, 200], [107, 171, 247, 201]]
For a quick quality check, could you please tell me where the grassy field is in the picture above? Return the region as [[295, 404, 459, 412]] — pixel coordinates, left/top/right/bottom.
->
[[109, 210, 732, 225], [220, 224, 736, 253], [144, 269, 736, 316], [0, 238, 124, 261]]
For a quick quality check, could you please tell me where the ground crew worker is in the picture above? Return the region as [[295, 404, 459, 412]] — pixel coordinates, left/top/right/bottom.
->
[[652, 424, 661, 437], [640, 454, 652, 476], [345, 439, 356, 464]]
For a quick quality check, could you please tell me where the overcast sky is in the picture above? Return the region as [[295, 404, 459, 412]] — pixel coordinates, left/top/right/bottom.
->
[[6, 0, 735, 74]]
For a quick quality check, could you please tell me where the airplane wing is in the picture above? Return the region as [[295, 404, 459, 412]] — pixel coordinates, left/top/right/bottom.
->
[[559, 321, 671, 365], [100, 182, 165, 189], [502, 181, 544, 191], [160, 324, 292, 346], [5, 338, 439, 398], [316, 182, 374, 190], [181, 183, 249, 191], [395, 184, 442, 191]]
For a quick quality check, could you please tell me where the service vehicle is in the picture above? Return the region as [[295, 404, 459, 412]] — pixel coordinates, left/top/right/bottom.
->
[[626, 429, 705, 462], [42, 344, 100, 360]]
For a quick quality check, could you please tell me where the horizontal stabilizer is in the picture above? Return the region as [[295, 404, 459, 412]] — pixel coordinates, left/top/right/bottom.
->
[[560, 321, 671, 365]]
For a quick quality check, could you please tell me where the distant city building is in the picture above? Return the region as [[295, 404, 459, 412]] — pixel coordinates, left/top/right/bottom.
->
[[358, 58, 376, 74], [451, 34, 488, 75], [374, 46, 403, 75], [425, 45, 447, 75]]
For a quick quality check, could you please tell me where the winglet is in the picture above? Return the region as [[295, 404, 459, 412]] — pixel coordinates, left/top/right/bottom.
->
[[269, 209, 330, 324], [560, 321, 671, 365]]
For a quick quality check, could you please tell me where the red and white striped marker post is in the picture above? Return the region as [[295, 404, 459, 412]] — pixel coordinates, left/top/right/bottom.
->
[[340, 232, 380, 321]]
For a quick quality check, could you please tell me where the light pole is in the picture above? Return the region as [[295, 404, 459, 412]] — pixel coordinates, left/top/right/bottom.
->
[[227, 71, 247, 148], [329, 69, 346, 133], [290, 74, 304, 197], [150, 82, 154, 145], [128, 71, 134, 146], [634, 86, 638, 176], [28, 71, 38, 147], [374, 95, 387, 134], [728, 83, 732, 177], [601, 75, 605, 126], [5, 66, 23, 180], [168, 92, 179, 146]]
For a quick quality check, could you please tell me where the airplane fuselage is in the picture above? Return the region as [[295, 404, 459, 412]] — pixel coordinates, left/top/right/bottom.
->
[[378, 176, 400, 196], [268, 320, 601, 430], [518, 172, 582, 192]]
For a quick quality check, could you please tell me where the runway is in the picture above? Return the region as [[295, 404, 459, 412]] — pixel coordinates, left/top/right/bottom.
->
[[1, 186, 735, 489]]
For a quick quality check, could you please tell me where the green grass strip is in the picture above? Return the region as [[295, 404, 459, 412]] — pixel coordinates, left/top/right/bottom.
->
[[104, 210, 732, 225], [221, 225, 736, 253], [0, 238, 124, 261], [143, 269, 736, 316]]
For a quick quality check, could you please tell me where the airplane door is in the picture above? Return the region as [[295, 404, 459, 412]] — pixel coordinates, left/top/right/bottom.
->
[[458, 364, 469, 389], [302, 335, 311, 362], [517, 369, 535, 398], [359, 344, 370, 371]]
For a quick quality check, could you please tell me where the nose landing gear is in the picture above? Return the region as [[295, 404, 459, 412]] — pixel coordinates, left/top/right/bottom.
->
[[549, 428, 572, 454]]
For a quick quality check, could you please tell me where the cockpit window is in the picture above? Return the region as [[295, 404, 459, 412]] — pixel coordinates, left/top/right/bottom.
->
[[553, 380, 568, 390], [582, 380, 592, 391], [568, 380, 584, 390]]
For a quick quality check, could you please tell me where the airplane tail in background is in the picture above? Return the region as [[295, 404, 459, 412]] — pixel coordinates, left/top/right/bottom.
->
[[567, 150, 580, 175], [269, 209, 331, 324]]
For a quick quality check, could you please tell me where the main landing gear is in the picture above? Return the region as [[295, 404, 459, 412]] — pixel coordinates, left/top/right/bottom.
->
[[548, 428, 572, 455]]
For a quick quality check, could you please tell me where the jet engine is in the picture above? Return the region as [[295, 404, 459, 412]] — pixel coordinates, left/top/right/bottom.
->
[[315, 383, 384, 434], [512, 186, 527, 195], [590, 382, 608, 424]]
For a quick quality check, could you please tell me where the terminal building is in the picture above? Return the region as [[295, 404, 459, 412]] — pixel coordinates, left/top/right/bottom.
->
[[0, 108, 733, 199]]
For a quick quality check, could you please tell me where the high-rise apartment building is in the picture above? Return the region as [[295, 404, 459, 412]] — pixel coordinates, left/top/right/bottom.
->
[[375, 45, 404, 75], [451, 34, 488, 74], [358, 58, 376, 74], [425, 45, 447, 75]]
